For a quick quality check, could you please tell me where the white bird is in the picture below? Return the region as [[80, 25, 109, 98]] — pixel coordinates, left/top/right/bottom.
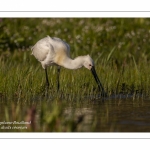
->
[[31, 36, 105, 95]]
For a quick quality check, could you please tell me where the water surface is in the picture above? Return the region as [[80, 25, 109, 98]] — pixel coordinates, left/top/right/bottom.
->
[[0, 95, 150, 132]]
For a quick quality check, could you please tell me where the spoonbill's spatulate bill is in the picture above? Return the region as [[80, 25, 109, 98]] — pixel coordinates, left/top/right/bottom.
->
[[31, 36, 105, 96]]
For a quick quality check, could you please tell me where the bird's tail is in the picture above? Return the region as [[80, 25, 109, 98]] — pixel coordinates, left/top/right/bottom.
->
[[30, 46, 34, 55]]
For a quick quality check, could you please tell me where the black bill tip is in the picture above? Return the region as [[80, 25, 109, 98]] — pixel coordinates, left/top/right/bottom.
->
[[91, 66, 107, 97]]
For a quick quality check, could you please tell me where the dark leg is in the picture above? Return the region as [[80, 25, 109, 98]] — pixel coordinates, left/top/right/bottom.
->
[[45, 68, 49, 87], [57, 67, 61, 91]]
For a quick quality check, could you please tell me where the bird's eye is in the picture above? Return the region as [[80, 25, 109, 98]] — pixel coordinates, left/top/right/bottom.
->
[[89, 64, 92, 66]]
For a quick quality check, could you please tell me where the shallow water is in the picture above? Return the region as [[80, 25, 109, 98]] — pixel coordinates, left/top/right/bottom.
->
[[63, 95, 150, 132], [94, 98, 150, 132], [0, 94, 150, 132]]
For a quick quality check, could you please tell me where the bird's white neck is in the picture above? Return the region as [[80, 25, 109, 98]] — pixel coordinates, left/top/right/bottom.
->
[[61, 56, 86, 70]]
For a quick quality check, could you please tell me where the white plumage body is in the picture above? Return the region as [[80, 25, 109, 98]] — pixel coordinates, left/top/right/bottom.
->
[[31, 36, 70, 69]]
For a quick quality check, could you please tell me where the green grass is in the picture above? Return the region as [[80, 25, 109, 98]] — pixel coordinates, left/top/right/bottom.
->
[[1, 18, 150, 131]]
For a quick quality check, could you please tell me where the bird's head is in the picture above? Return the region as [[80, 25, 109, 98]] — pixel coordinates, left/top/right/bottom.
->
[[83, 55, 94, 70], [83, 54, 106, 96]]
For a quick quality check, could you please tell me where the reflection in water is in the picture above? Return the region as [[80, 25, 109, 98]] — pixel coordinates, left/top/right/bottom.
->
[[63, 96, 150, 132], [94, 98, 150, 132], [1, 95, 150, 132], [64, 107, 95, 132]]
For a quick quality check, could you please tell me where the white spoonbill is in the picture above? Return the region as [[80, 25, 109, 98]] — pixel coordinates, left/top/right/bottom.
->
[[31, 36, 105, 95]]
